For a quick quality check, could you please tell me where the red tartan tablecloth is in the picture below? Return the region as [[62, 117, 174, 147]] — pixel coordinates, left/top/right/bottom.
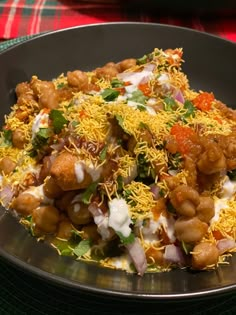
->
[[0, 0, 236, 42]]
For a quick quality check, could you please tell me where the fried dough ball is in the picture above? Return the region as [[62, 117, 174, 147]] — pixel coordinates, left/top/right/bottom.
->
[[12, 128, 26, 149], [192, 242, 219, 269], [0, 157, 16, 175], [32, 205, 60, 233], [50, 151, 92, 191], [174, 216, 208, 243], [196, 196, 215, 223], [11, 193, 40, 216], [170, 185, 200, 217], [67, 70, 89, 91]]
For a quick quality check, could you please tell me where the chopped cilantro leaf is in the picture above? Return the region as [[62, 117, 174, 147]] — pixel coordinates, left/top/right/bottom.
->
[[99, 145, 108, 161], [183, 100, 196, 118], [115, 115, 125, 130], [80, 181, 98, 204], [49, 109, 68, 134], [116, 232, 135, 245], [137, 154, 151, 179], [116, 175, 123, 192], [52, 239, 74, 256], [0, 129, 12, 147], [111, 79, 124, 88], [101, 88, 120, 101], [169, 152, 182, 170], [166, 201, 176, 214], [137, 104, 147, 111], [128, 90, 147, 105], [159, 188, 166, 197], [32, 128, 51, 151], [57, 82, 65, 89], [37, 128, 51, 139], [163, 97, 177, 111], [139, 122, 148, 129], [73, 239, 91, 257], [181, 240, 193, 255], [227, 169, 236, 180], [136, 54, 148, 65]]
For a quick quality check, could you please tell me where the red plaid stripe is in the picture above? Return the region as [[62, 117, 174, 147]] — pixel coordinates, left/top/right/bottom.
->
[[0, 0, 236, 41]]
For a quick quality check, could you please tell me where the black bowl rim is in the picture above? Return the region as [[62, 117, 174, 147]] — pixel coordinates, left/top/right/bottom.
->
[[0, 22, 236, 300]]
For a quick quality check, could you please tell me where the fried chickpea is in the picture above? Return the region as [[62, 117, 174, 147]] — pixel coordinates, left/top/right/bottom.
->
[[196, 196, 215, 223], [0, 157, 16, 175], [31, 78, 59, 109], [192, 242, 219, 269], [118, 58, 136, 72], [95, 63, 119, 80], [39, 156, 53, 182], [174, 216, 208, 243], [15, 82, 33, 97], [145, 247, 166, 266], [197, 141, 226, 175], [50, 151, 92, 191], [32, 205, 60, 233], [55, 191, 77, 212], [67, 70, 89, 91], [184, 156, 197, 188], [11, 193, 40, 216], [67, 202, 92, 225], [43, 176, 63, 199], [81, 223, 100, 242], [12, 128, 26, 149], [57, 220, 73, 240], [170, 185, 200, 217]]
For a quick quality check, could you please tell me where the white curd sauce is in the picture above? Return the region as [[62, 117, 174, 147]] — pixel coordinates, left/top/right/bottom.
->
[[74, 161, 102, 183], [32, 110, 49, 137], [108, 198, 132, 237]]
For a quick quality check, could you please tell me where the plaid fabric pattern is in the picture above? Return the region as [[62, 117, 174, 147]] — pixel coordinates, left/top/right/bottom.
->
[[0, 0, 236, 41]]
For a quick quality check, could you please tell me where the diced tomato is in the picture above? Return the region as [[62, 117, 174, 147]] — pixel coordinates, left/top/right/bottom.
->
[[192, 92, 215, 111], [42, 108, 51, 114], [151, 198, 166, 220], [170, 124, 196, 155], [138, 82, 151, 96], [213, 116, 223, 124], [79, 109, 88, 119], [159, 227, 171, 245], [212, 230, 223, 240], [124, 81, 132, 86], [114, 86, 126, 95]]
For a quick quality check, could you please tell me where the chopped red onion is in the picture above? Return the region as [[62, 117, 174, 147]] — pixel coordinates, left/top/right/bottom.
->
[[88, 202, 113, 240], [174, 89, 185, 104], [164, 244, 185, 265], [150, 184, 161, 200], [126, 237, 147, 276], [117, 65, 154, 86], [0, 185, 14, 207], [143, 63, 156, 72], [216, 238, 236, 255], [50, 138, 66, 151], [123, 163, 137, 185]]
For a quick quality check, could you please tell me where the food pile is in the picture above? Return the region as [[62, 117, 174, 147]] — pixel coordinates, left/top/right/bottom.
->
[[0, 48, 236, 275]]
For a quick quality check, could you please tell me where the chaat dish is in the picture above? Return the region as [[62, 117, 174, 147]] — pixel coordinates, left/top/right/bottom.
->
[[0, 48, 236, 275]]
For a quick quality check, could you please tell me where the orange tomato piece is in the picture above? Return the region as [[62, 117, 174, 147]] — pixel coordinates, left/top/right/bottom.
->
[[193, 92, 215, 111], [138, 82, 151, 96], [79, 109, 88, 119], [170, 124, 196, 155], [212, 230, 224, 240]]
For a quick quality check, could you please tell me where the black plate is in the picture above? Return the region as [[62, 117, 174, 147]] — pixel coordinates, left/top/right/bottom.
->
[[0, 22, 236, 300]]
